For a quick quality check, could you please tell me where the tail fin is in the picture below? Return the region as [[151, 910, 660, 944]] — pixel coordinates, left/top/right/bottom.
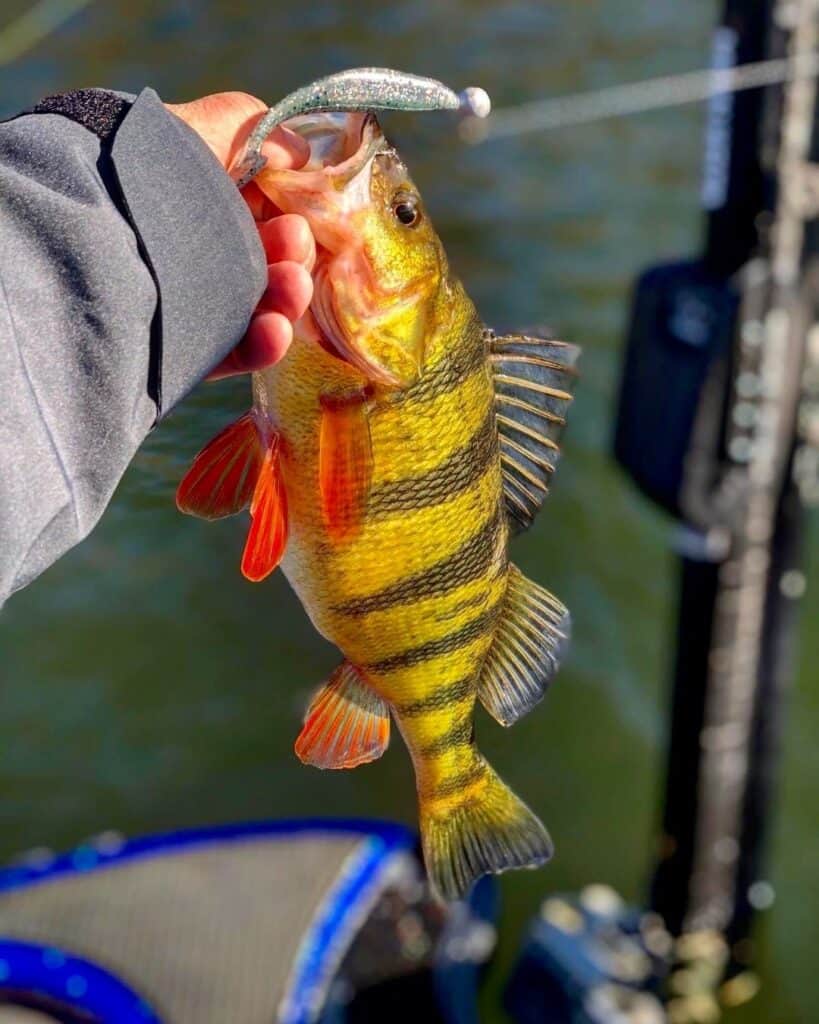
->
[[420, 754, 552, 901]]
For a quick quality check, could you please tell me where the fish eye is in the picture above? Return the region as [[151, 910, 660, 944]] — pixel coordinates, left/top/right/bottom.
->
[[392, 192, 421, 227]]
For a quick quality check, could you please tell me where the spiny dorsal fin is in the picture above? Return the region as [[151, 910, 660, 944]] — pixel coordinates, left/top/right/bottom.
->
[[295, 662, 390, 770], [490, 330, 579, 533], [477, 563, 570, 726]]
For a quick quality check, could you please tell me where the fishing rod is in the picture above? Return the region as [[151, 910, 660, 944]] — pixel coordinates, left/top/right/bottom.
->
[[508, 3, 818, 1021], [499, 4, 818, 1019], [614, 0, 819, 1015]]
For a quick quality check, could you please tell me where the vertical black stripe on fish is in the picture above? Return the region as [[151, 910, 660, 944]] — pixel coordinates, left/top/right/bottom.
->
[[367, 409, 497, 516], [393, 676, 474, 717], [367, 604, 501, 674], [334, 509, 503, 617], [417, 718, 475, 758], [427, 759, 487, 799], [389, 330, 488, 408]]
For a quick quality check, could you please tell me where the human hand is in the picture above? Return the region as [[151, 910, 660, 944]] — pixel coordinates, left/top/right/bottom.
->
[[166, 92, 315, 380]]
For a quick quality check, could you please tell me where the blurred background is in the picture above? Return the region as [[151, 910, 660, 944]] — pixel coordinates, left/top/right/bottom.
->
[[1, 1, 818, 1021]]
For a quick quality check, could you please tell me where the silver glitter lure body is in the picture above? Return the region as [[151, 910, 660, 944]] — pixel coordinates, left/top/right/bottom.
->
[[232, 68, 490, 186]]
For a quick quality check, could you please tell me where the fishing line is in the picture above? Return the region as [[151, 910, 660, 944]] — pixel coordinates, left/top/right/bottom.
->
[[0, 0, 94, 66], [461, 50, 819, 142]]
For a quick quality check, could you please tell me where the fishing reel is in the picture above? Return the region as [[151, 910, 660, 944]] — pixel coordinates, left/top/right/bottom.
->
[[613, 257, 740, 539], [502, 885, 764, 1024], [503, 885, 668, 1024], [615, 252, 819, 553]]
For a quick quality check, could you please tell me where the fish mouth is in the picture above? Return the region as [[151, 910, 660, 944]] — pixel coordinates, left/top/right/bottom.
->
[[257, 113, 419, 386], [285, 110, 382, 177], [260, 111, 385, 203], [259, 113, 408, 385]]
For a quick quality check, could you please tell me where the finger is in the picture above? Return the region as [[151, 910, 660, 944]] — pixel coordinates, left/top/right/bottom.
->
[[229, 121, 308, 178], [207, 312, 293, 380], [167, 93, 309, 173], [223, 95, 309, 175], [258, 215, 315, 268], [257, 261, 314, 322], [241, 181, 283, 221], [259, 124, 310, 171]]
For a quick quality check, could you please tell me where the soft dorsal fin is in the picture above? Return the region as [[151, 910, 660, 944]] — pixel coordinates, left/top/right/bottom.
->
[[490, 331, 579, 532], [477, 563, 570, 727], [295, 662, 390, 770], [176, 413, 263, 520]]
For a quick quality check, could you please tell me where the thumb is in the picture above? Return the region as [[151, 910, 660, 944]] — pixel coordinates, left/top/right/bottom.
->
[[166, 91, 309, 174]]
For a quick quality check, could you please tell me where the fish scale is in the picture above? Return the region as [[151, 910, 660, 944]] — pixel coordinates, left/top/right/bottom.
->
[[266, 286, 505, 671], [177, 110, 578, 900]]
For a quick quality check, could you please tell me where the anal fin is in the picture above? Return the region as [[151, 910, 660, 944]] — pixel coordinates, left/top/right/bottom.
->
[[176, 413, 262, 519], [478, 563, 570, 726], [295, 662, 390, 770]]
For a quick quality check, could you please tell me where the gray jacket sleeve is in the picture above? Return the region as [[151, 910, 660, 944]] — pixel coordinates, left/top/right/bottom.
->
[[0, 88, 267, 606]]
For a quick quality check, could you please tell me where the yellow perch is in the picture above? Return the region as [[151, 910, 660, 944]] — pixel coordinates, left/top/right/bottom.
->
[[177, 111, 578, 900]]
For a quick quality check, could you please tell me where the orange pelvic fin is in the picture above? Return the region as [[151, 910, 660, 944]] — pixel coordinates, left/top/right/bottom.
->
[[240, 434, 288, 582], [295, 662, 390, 770], [176, 413, 263, 520], [319, 392, 373, 541]]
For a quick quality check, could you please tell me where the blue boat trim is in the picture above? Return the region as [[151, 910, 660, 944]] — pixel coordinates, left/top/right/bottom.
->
[[279, 835, 411, 1024], [0, 938, 163, 1022], [0, 819, 418, 1024], [0, 818, 416, 894]]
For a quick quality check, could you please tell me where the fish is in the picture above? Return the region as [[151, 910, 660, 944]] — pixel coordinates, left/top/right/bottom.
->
[[177, 110, 579, 900]]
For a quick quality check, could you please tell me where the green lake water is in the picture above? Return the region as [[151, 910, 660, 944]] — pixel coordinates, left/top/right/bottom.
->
[[1, 1, 818, 1019]]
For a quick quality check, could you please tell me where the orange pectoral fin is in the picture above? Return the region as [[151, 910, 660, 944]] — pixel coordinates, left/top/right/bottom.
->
[[319, 393, 373, 541], [176, 413, 263, 520], [241, 435, 288, 582]]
